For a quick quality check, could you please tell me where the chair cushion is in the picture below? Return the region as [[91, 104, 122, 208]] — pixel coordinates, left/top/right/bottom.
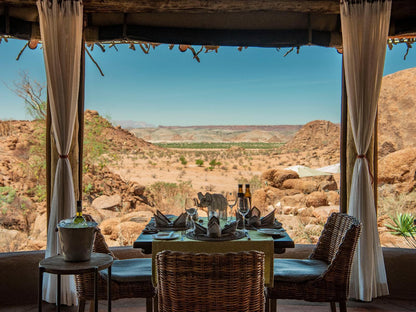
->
[[274, 258, 328, 282], [100, 258, 152, 283]]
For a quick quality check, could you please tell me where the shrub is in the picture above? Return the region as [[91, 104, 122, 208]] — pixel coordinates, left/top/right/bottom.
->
[[195, 159, 204, 167], [0, 186, 16, 209], [209, 159, 221, 169], [179, 156, 187, 166], [83, 115, 112, 173], [147, 181, 194, 215]]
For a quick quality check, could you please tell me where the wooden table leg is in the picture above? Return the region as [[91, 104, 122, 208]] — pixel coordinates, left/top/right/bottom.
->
[[38, 268, 44, 312], [57, 274, 61, 312], [94, 268, 98, 312], [107, 265, 111, 312]]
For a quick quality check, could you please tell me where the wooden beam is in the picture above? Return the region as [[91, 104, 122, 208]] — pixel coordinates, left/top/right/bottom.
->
[[1, 0, 342, 14], [2, 0, 416, 16], [98, 25, 336, 47]]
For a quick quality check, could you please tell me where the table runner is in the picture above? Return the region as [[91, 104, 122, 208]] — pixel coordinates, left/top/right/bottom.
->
[[152, 230, 274, 287]]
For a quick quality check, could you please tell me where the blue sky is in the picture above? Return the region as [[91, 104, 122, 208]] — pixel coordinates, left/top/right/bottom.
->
[[0, 39, 415, 126]]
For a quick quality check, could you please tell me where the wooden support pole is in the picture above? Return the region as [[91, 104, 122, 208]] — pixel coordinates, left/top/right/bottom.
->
[[78, 40, 85, 201], [340, 54, 348, 214], [374, 112, 378, 213], [46, 97, 51, 227]]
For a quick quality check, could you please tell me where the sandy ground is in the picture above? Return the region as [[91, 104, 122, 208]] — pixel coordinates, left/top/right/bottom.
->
[[109, 148, 339, 195]]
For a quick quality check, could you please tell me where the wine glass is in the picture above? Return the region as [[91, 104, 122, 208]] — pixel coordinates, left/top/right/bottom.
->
[[237, 198, 250, 234], [226, 191, 237, 223], [185, 207, 197, 232]]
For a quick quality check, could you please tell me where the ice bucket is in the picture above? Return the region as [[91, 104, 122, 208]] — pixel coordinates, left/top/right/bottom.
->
[[57, 219, 97, 262]]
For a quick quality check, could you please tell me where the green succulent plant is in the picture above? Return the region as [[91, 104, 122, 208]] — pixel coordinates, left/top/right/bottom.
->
[[386, 213, 416, 248]]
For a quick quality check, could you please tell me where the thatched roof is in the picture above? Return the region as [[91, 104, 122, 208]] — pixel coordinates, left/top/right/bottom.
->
[[0, 0, 415, 48]]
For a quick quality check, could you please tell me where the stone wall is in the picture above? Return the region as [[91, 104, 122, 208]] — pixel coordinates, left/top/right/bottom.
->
[[0, 246, 414, 307]]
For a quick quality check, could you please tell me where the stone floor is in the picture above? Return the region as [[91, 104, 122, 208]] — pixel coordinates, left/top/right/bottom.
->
[[3, 297, 416, 312]]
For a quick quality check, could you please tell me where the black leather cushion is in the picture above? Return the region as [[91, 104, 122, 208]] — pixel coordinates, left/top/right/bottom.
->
[[100, 258, 152, 282], [274, 258, 328, 282]]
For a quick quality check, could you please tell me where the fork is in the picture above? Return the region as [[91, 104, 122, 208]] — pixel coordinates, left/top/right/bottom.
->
[[246, 231, 251, 241]]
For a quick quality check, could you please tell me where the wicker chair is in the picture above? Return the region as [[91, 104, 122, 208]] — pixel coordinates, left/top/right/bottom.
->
[[156, 250, 265, 312], [266, 212, 361, 312], [75, 215, 155, 312]]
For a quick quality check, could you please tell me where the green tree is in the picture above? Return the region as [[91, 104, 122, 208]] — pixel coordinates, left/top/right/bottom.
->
[[195, 159, 204, 167]]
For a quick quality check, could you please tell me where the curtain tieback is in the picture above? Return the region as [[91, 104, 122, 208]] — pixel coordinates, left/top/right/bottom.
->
[[59, 154, 69, 159], [357, 154, 374, 184]]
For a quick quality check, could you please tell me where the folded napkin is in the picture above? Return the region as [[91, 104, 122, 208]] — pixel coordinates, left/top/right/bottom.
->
[[173, 212, 187, 227], [260, 209, 277, 227], [154, 210, 172, 227], [221, 221, 238, 235], [207, 216, 221, 238], [193, 219, 238, 238], [142, 224, 159, 234], [194, 222, 208, 235], [237, 207, 278, 229], [154, 210, 187, 229]]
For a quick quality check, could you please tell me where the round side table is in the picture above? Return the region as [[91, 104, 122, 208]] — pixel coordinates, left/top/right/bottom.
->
[[39, 252, 113, 312]]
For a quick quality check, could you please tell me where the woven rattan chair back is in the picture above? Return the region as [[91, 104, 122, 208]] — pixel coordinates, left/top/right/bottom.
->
[[267, 212, 361, 312], [75, 214, 154, 312], [310, 212, 360, 264], [156, 250, 265, 312], [83, 214, 117, 258]]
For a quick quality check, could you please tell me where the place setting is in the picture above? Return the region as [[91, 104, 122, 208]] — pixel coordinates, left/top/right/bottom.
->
[[236, 207, 286, 238], [142, 209, 188, 237], [185, 216, 245, 241]]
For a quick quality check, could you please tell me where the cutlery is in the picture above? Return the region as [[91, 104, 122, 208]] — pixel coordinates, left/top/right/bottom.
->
[[246, 231, 251, 240]]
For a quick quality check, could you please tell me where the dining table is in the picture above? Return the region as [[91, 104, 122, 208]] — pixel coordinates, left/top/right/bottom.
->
[[133, 215, 295, 288], [133, 222, 295, 254]]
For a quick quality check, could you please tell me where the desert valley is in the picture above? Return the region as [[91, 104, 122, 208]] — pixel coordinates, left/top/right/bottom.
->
[[1, 67, 416, 252]]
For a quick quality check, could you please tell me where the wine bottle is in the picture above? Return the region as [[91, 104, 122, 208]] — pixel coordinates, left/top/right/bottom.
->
[[237, 184, 244, 197], [244, 184, 252, 209], [73, 200, 87, 225], [237, 184, 244, 205], [237, 184, 245, 212]]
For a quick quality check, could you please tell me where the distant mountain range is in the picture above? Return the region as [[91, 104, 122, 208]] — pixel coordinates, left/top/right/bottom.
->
[[130, 125, 303, 143], [121, 67, 416, 150], [112, 120, 155, 129]]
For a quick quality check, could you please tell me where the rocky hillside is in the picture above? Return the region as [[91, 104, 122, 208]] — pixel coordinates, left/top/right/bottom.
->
[[378, 67, 416, 157], [85, 110, 161, 153], [0, 111, 161, 251], [281, 120, 340, 154]]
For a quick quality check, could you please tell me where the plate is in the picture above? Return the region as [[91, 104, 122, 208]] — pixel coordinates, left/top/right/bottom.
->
[[257, 228, 285, 236], [152, 232, 179, 240], [186, 230, 246, 241]]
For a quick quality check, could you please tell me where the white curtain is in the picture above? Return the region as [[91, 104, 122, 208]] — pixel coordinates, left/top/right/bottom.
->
[[37, 0, 83, 305], [340, 0, 391, 301]]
